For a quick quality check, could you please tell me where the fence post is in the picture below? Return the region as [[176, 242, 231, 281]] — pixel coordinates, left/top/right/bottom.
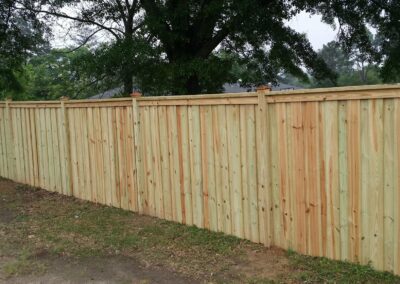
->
[[60, 96, 72, 196], [4, 98, 14, 179], [131, 92, 143, 213], [256, 85, 273, 246]]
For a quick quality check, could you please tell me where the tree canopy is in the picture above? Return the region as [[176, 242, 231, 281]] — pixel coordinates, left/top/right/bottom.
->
[[312, 34, 382, 88], [3, 0, 400, 98], [0, 0, 48, 98]]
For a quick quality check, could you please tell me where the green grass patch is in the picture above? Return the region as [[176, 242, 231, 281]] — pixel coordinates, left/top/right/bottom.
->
[[138, 221, 242, 254], [24, 197, 243, 258], [287, 250, 400, 283], [2, 183, 400, 283], [2, 249, 46, 278]]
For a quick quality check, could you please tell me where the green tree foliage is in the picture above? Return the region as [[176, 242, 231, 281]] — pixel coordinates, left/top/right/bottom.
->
[[20, 0, 144, 95], [364, 1, 400, 82], [24, 48, 117, 100], [11, 0, 400, 97], [22, 0, 383, 96], [140, 0, 341, 94], [0, 0, 48, 98], [313, 39, 382, 87]]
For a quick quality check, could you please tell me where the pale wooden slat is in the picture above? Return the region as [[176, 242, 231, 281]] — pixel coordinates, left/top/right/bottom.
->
[[126, 107, 137, 212], [188, 105, 203, 228], [47, 108, 57, 191], [150, 107, 165, 219], [143, 106, 155, 215], [132, 99, 142, 213], [368, 99, 384, 270], [21, 109, 30, 184], [87, 108, 97, 202], [13, 108, 23, 182], [167, 106, 182, 222], [346, 100, 361, 262], [100, 108, 112, 206], [256, 93, 272, 245], [115, 108, 125, 208], [292, 102, 306, 253], [217, 105, 232, 235], [360, 99, 370, 264], [276, 103, 290, 248], [205, 106, 217, 231], [200, 106, 210, 229], [240, 105, 251, 240], [211, 106, 224, 232], [318, 102, 326, 257], [107, 108, 118, 207], [81, 108, 92, 201], [394, 100, 400, 275], [303, 102, 321, 256], [177, 106, 193, 225], [125, 107, 136, 211], [226, 104, 244, 238], [246, 105, 259, 243], [36, 108, 45, 188], [323, 101, 340, 260], [139, 107, 150, 214], [68, 109, 79, 198], [31, 109, 40, 187], [268, 103, 281, 246], [4, 101, 15, 179], [40, 108, 50, 189], [51, 108, 62, 193], [338, 101, 349, 261], [0, 109, 7, 177], [383, 99, 395, 272], [158, 106, 172, 220]]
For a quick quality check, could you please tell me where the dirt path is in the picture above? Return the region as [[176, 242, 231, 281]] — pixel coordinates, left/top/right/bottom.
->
[[1, 255, 195, 284]]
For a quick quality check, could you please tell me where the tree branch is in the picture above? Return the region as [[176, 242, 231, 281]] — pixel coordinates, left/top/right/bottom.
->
[[54, 29, 102, 53], [115, 0, 128, 28], [14, 3, 123, 39], [196, 26, 231, 58]]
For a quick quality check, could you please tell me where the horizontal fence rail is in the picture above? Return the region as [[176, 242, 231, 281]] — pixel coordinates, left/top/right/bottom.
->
[[1, 84, 400, 274]]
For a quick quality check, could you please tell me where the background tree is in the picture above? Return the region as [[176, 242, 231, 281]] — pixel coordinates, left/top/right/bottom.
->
[[22, 48, 117, 100], [0, 0, 48, 99], [11, 0, 399, 97], [18, 0, 145, 94], [313, 38, 382, 88], [21, 0, 380, 96], [365, 0, 400, 83], [140, 0, 338, 94]]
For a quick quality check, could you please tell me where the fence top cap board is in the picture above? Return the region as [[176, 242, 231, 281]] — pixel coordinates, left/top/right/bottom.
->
[[1, 84, 400, 108]]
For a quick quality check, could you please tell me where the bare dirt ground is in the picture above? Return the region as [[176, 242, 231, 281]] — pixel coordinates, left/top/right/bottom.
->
[[0, 178, 398, 284]]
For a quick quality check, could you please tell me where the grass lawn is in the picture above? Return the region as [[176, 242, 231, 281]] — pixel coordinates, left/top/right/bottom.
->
[[0, 177, 399, 283]]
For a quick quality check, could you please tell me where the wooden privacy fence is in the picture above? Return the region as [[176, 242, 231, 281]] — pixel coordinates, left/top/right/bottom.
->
[[1, 84, 400, 274]]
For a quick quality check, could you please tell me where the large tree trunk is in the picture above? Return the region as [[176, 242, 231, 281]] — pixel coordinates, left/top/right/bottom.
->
[[123, 73, 133, 95], [122, 32, 134, 96]]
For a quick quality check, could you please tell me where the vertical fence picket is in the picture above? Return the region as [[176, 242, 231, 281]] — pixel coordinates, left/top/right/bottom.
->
[[1, 86, 400, 276]]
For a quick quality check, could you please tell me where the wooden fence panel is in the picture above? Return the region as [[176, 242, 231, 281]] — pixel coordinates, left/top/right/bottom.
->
[[2, 84, 400, 275], [0, 107, 7, 178]]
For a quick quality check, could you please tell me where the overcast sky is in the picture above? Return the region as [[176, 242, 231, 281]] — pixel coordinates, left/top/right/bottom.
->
[[52, 11, 338, 51], [288, 12, 338, 50]]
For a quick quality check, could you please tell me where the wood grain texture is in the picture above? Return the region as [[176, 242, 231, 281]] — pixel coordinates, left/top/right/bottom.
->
[[2, 86, 400, 275]]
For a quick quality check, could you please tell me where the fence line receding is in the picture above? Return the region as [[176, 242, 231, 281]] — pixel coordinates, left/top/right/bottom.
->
[[1, 84, 400, 274]]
